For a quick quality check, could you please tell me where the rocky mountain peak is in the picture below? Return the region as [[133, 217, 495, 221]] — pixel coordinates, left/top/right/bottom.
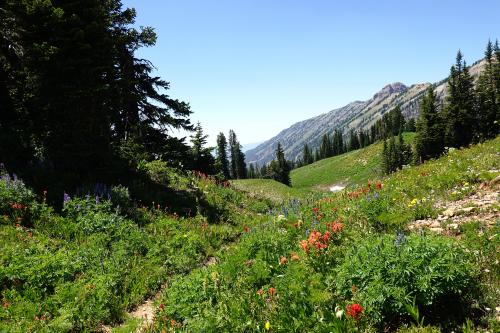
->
[[373, 82, 408, 100]]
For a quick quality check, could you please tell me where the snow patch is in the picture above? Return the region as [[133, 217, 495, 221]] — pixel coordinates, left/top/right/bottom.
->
[[329, 185, 345, 192]]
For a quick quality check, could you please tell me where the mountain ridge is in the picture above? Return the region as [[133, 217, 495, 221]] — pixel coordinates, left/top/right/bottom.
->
[[245, 60, 486, 166]]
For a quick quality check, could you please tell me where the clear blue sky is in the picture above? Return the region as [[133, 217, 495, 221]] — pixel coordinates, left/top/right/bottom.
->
[[122, 0, 499, 146]]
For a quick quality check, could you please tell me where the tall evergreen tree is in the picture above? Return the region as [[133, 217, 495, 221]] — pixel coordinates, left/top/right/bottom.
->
[[228, 130, 246, 179], [268, 142, 291, 186], [475, 40, 499, 141], [0, 0, 193, 189], [495, 40, 500, 109], [332, 130, 344, 155], [443, 50, 475, 147], [248, 163, 255, 179], [390, 105, 405, 135], [348, 130, 360, 151], [414, 88, 444, 161], [215, 132, 230, 179], [277, 142, 291, 186], [319, 134, 333, 159], [228, 130, 238, 179], [260, 164, 267, 179], [405, 118, 416, 132], [190, 123, 214, 174], [302, 143, 313, 165]]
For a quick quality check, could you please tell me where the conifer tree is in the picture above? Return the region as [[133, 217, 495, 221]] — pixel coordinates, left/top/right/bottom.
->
[[443, 50, 475, 147], [215, 132, 230, 179], [320, 134, 332, 159], [405, 118, 416, 132], [228, 130, 246, 179], [276, 142, 291, 185], [302, 143, 313, 165], [475, 40, 499, 141], [397, 131, 411, 167], [190, 123, 215, 174], [333, 130, 344, 155], [390, 105, 405, 135], [237, 149, 247, 179], [348, 130, 360, 151], [260, 164, 267, 179], [495, 40, 500, 109], [248, 163, 255, 179], [0, 0, 194, 189], [267, 142, 291, 186], [229, 130, 238, 178], [415, 88, 444, 161]]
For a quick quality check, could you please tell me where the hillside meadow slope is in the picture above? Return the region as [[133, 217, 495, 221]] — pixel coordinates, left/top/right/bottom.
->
[[147, 136, 499, 332]]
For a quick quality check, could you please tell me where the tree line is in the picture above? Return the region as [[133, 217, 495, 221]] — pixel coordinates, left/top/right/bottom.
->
[[414, 42, 500, 164], [383, 41, 499, 174], [293, 105, 412, 169]]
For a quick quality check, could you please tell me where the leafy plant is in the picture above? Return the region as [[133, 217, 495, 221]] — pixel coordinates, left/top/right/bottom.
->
[[334, 233, 478, 327]]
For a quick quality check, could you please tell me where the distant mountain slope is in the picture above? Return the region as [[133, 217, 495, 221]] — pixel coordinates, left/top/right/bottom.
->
[[246, 60, 486, 166]]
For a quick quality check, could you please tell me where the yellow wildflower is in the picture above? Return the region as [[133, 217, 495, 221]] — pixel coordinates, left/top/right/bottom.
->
[[408, 198, 418, 208], [265, 321, 271, 330]]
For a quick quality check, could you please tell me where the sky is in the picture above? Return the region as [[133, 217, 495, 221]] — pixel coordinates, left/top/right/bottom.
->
[[122, 0, 499, 146]]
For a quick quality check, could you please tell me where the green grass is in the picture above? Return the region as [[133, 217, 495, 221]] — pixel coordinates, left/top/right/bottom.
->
[[148, 135, 500, 333], [291, 133, 415, 190], [291, 141, 382, 190], [0, 167, 272, 332], [231, 178, 311, 202], [2, 134, 500, 332]]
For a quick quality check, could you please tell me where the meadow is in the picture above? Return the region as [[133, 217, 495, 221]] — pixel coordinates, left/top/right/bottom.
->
[[143, 136, 499, 332], [1, 137, 499, 332]]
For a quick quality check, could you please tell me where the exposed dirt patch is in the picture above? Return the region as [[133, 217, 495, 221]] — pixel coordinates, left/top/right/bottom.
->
[[409, 181, 499, 235], [128, 295, 159, 333], [203, 256, 217, 266]]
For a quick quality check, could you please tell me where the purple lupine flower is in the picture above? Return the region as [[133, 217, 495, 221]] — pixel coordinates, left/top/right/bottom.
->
[[95, 195, 100, 204], [373, 192, 379, 199], [63, 192, 71, 204], [394, 230, 406, 247]]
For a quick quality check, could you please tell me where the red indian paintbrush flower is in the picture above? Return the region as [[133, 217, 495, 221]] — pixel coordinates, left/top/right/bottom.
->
[[346, 303, 363, 320]]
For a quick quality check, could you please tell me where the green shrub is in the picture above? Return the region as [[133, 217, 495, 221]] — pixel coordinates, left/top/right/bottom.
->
[[334, 233, 478, 328], [0, 174, 39, 226]]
